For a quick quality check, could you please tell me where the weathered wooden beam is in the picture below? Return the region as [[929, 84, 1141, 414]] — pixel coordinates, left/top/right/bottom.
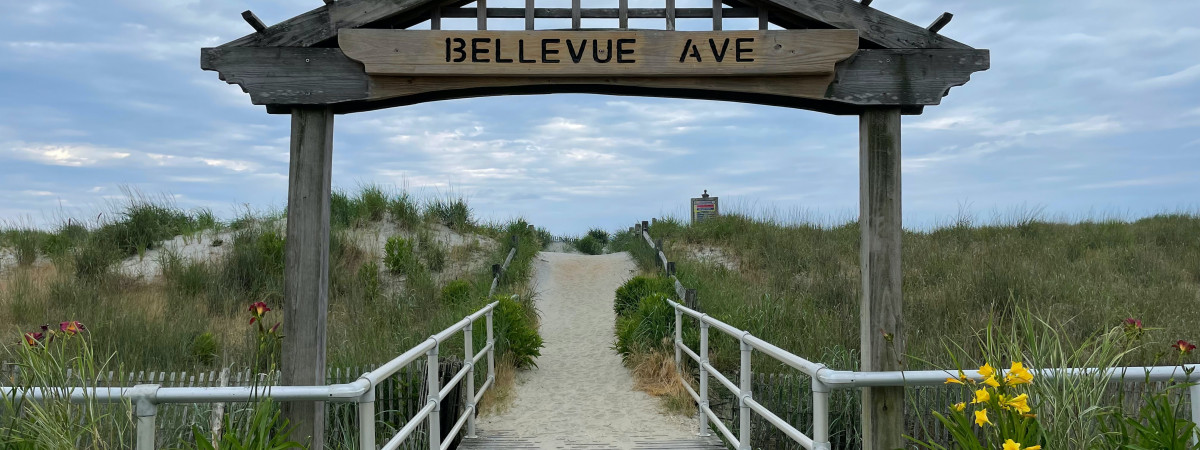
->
[[525, 0, 534, 30], [859, 107, 904, 450], [201, 47, 987, 113], [712, 0, 722, 30], [241, 10, 267, 33], [666, 0, 675, 30], [201, 47, 369, 105], [760, 0, 970, 49], [477, 0, 486, 30], [282, 107, 334, 445], [438, 7, 760, 19], [571, 0, 581, 29], [219, 0, 975, 50], [619, 0, 628, 29], [323, 0, 335, 5], [927, 12, 952, 33]]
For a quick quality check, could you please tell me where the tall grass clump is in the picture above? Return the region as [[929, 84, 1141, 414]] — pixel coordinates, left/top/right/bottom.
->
[[426, 196, 471, 230], [1, 322, 129, 448], [614, 293, 676, 359], [491, 294, 544, 369], [613, 275, 676, 317], [388, 192, 422, 229]]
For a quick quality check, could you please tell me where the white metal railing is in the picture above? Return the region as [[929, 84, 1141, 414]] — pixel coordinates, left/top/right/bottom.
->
[[669, 299, 1200, 450], [1, 301, 499, 450]]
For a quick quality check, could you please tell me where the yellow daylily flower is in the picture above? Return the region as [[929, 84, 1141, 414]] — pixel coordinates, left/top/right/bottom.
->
[[1006, 361, 1034, 385], [971, 388, 990, 404], [983, 376, 1001, 388], [1005, 393, 1031, 414], [945, 377, 965, 385], [951, 402, 966, 412], [1026, 446, 1041, 450], [979, 363, 995, 378], [974, 409, 991, 427], [1003, 440, 1021, 450]]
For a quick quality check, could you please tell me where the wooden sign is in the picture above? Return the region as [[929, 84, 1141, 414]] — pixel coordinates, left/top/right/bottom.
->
[[339, 29, 858, 77], [691, 193, 719, 223]]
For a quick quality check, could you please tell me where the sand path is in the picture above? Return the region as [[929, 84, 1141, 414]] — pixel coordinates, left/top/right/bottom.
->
[[470, 251, 706, 449]]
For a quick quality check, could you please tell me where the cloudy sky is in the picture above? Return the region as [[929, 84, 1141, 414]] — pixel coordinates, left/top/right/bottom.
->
[[2, 0, 1198, 234]]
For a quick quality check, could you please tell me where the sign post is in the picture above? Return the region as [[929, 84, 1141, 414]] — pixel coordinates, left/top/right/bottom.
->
[[690, 190, 719, 224]]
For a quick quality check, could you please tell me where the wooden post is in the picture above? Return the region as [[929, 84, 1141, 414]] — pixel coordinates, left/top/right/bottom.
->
[[859, 107, 904, 450], [282, 107, 334, 445]]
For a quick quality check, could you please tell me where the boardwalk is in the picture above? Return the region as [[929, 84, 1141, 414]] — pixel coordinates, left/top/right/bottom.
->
[[462, 252, 723, 450]]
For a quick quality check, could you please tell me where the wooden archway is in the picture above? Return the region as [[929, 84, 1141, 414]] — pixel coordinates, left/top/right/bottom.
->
[[202, 1, 989, 448]]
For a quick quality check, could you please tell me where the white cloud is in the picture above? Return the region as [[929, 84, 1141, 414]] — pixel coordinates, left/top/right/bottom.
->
[[1135, 64, 1200, 90], [6, 143, 132, 167]]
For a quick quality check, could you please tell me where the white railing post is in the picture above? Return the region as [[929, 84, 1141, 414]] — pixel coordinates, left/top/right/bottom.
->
[[486, 310, 496, 386], [1190, 383, 1200, 447], [812, 367, 832, 450], [130, 384, 160, 450], [674, 308, 683, 371], [698, 319, 711, 437], [427, 341, 441, 450], [358, 383, 376, 450], [738, 336, 752, 450], [464, 321, 477, 438]]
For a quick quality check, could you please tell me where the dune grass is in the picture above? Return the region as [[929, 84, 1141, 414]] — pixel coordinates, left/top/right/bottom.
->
[[0, 186, 545, 374], [612, 212, 1200, 374]]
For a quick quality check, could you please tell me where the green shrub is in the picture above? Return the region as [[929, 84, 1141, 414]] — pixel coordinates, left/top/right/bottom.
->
[[493, 295, 544, 369], [586, 228, 610, 244], [614, 275, 675, 317], [574, 235, 603, 255], [384, 236, 416, 275], [389, 192, 422, 229], [440, 279, 473, 305], [190, 332, 220, 366], [614, 293, 675, 358]]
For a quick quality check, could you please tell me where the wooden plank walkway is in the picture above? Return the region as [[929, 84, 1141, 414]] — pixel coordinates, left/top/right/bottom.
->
[[458, 430, 727, 449]]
